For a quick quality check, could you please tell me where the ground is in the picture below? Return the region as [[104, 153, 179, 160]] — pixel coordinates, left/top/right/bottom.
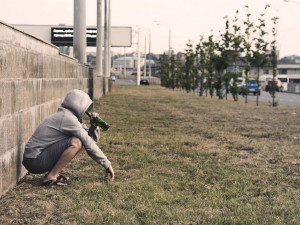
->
[[0, 85, 299, 224]]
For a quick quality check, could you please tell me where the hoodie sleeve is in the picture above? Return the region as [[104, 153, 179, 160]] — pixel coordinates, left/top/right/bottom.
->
[[81, 123, 100, 142], [61, 115, 111, 169], [88, 125, 101, 142]]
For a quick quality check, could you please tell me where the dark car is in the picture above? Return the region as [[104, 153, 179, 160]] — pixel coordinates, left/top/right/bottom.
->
[[140, 78, 150, 86], [265, 80, 279, 92]]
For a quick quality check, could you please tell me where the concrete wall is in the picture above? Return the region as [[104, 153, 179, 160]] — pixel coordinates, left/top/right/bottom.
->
[[0, 21, 109, 196]]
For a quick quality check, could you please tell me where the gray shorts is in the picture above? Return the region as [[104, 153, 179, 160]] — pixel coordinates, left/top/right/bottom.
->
[[22, 137, 73, 174]]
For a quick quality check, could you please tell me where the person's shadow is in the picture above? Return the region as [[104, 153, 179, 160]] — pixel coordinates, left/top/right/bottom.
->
[[18, 172, 46, 186]]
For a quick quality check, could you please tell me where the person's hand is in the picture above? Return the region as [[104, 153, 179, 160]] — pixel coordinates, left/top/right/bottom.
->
[[105, 165, 115, 181], [91, 112, 99, 118], [90, 112, 99, 126]]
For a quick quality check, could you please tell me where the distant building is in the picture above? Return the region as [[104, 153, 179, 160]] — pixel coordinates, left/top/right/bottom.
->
[[254, 64, 300, 92], [113, 56, 144, 69], [226, 59, 300, 93], [277, 64, 300, 92]]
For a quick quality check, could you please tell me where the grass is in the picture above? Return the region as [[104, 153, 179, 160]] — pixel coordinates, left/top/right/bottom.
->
[[0, 85, 300, 224]]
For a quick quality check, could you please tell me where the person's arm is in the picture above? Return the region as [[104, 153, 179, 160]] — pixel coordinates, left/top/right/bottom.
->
[[87, 112, 101, 142], [89, 112, 115, 181], [106, 165, 115, 181], [60, 114, 111, 169]]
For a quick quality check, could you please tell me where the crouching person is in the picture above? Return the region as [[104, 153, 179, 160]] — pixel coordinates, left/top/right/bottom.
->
[[22, 89, 114, 186]]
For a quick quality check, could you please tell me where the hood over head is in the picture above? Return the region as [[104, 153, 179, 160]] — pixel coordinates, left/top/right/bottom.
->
[[61, 89, 92, 120]]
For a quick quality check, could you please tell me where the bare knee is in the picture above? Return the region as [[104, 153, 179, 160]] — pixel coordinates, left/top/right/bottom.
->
[[71, 137, 83, 152]]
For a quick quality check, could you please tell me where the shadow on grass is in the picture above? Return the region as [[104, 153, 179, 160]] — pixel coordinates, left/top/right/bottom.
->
[[18, 173, 43, 187]]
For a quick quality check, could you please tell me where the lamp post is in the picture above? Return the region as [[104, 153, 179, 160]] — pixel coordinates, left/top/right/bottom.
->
[[74, 0, 86, 64], [137, 26, 152, 78], [108, 0, 111, 77], [137, 31, 141, 86], [103, 0, 111, 78], [149, 31, 152, 78], [144, 34, 147, 77], [154, 20, 171, 57], [136, 27, 147, 78], [103, 0, 108, 76], [132, 30, 141, 86], [96, 0, 102, 76], [123, 47, 126, 77], [155, 20, 172, 79]]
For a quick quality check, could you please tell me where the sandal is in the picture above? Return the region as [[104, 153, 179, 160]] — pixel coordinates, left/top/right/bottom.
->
[[57, 174, 69, 181], [42, 179, 67, 186]]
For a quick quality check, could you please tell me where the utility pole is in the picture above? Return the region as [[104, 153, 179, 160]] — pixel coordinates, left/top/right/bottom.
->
[[103, 0, 108, 77], [73, 0, 86, 64], [154, 20, 172, 57], [168, 26, 171, 57], [137, 31, 141, 86], [149, 31, 151, 78], [144, 35, 146, 77], [96, 0, 102, 76], [124, 47, 127, 77], [108, 0, 111, 76], [136, 26, 152, 78]]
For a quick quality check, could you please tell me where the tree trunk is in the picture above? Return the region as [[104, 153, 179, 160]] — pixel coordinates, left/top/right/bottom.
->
[[256, 67, 260, 106]]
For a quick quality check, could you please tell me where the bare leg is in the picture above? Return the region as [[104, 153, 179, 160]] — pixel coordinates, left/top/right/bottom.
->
[[43, 137, 83, 184]]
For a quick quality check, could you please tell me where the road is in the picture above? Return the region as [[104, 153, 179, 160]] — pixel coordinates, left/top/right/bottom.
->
[[114, 78, 136, 85], [242, 90, 300, 107], [113, 78, 300, 107]]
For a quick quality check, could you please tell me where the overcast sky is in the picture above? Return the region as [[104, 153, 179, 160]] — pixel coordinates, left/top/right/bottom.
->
[[1, 0, 300, 58]]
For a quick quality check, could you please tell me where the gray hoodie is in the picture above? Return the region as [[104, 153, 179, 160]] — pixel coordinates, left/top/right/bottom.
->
[[24, 89, 111, 169]]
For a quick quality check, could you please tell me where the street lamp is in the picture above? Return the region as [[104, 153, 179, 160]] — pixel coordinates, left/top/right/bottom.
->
[[132, 30, 141, 86], [96, 0, 102, 76], [74, 0, 87, 64], [137, 25, 152, 78], [154, 20, 171, 57], [138, 30, 146, 77], [103, 0, 111, 80]]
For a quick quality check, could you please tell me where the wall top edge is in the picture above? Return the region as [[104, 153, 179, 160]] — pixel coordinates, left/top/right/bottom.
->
[[0, 20, 60, 52], [0, 20, 91, 66]]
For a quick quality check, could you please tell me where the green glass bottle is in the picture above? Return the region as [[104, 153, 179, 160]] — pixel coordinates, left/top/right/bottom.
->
[[85, 112, 110, 131]]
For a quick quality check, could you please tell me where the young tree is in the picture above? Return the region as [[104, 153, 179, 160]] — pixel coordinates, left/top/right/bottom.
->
[[213, 54, 225, 99], [191, 57, 200, 95], [242, 6, 256, 104], [175, 54, 184, 91], [158, 53, 170, 87], [230, 10, 244, 101], [184, 41, 196, 93], [215, 18, 232, 99], [196, 36, 207, 96], [252, 5, 270, 106], [269, 16, 279, 106], [203, 35, 217, 98], [169, 51, 176, 90]]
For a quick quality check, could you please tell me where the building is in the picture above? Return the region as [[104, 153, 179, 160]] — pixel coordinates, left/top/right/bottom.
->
[[252, 64, 300, 92], [277, 64, 300, 92], [113, 56, 144, 70]]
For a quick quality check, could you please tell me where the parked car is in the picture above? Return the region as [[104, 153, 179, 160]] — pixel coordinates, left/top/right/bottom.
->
[[265, 80, 281, 92], [140, 78, 150, 86], [241, 79, 260, 95]]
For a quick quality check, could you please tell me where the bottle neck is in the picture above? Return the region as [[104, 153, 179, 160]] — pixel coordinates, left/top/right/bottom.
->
[[85, 111, 92, 117]]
